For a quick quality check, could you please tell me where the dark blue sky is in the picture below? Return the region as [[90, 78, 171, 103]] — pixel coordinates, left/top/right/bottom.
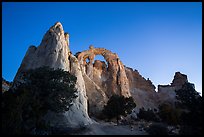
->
[[2, 2, 202, 94]]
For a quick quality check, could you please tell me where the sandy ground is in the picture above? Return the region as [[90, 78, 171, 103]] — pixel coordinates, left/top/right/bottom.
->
[[72, 120, 149, 135]]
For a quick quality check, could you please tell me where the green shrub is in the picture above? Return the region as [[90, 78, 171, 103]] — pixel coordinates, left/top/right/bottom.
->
[[102, 94, 136, 125], [137, 108, 159, 122]]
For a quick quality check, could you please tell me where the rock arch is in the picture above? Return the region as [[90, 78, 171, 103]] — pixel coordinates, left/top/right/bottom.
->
[[77, 45, 131, 98]]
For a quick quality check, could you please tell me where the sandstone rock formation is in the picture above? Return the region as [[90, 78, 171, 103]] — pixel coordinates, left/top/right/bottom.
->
[[157, 71, 190, 105], [171, 72, 188, 90], [11, 22, 194, 128], [125, 67, 158, 114], [77, 46, 131, 116], [13, 22, 92, 128], [77, 45, 131, 97], [125, 67, 156, 93], [14, 22, 70, 76]]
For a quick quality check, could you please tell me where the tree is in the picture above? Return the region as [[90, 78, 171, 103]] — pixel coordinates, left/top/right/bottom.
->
[[175, 82, 202, 112], [2, 66, 78, 134], [175, 82, 202, 132], [102, 94, 136, 125]]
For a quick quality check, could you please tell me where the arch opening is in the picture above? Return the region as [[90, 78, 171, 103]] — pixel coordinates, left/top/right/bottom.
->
[[86, 58, 90, 64], [93, 55, 108, 69]]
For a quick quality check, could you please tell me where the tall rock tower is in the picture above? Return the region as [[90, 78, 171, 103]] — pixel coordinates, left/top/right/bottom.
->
[[13, 22, 92, 128]]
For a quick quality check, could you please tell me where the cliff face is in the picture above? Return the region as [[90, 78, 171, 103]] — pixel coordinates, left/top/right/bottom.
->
[[125, 67, 156, 92], [13, 22, 92, 128], [125, 67, 158, 113]]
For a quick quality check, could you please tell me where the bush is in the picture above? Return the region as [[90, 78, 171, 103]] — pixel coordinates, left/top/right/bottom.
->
[[137, 108, 159, 122], [158, 103, 181, 125], [102, 94, 136, 125]]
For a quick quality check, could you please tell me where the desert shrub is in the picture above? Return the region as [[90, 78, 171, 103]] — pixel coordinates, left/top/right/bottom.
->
[[158, 103, 181, 125], [102, 94, 136, 125], [137, 108, 159, 122]]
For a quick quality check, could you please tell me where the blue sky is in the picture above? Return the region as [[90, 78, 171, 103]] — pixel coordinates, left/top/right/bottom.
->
[[2, 2, 202, 94]]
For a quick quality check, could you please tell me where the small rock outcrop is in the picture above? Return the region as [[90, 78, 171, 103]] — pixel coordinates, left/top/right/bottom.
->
[[2, 78, 11, 93], [157, 71, 190, 105], [171, 72, 188, 90]]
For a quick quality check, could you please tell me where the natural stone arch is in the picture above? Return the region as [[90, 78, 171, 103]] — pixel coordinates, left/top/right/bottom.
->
[[77, 45, 131, 98], [77, 45, 120, 73]]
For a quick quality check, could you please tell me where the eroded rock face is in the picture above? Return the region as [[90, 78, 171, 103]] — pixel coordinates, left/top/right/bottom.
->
[[77, 46, 131, 116], [157, 71, 189, 105], [171, 72, 188, 90], [125, 67, 156, 92], [77, 46, 131, 98], [13, 22, 92, 128], [14, 22, 70, 77], [125, 67, 158, 111]]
